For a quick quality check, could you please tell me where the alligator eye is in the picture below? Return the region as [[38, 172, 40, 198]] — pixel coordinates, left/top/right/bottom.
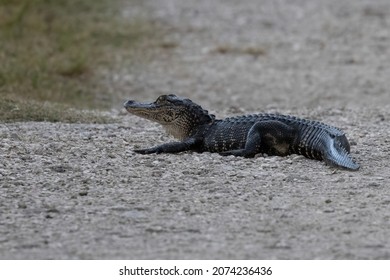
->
[[156, 95, 167, 103]]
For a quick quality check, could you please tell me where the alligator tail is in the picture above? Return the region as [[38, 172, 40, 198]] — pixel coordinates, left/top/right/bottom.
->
[[323, 137, 360, 171]]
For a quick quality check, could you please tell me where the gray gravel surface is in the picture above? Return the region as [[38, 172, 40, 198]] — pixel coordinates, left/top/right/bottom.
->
[[1, 0, 390, 259]]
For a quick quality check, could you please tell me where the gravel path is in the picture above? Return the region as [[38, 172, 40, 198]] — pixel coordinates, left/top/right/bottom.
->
[[1, 0, 390, 259]]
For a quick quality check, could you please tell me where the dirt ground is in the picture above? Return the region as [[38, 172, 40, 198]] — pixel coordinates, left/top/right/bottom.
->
[[1, 0, 390, 259]]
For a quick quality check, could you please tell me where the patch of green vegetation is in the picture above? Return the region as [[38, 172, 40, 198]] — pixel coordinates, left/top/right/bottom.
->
[[0, 0, 155, 122], [0, 96, 113, 123]]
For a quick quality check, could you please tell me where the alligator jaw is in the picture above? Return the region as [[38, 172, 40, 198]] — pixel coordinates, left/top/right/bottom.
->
[[124, 100, 155, 112], [124, 100, 159, 121]]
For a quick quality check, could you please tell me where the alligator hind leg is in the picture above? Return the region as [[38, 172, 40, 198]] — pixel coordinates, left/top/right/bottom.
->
[[220, 120, 295, 158]]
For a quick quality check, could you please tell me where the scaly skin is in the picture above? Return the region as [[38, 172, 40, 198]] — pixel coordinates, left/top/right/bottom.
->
[[124, 94, 359, 170]]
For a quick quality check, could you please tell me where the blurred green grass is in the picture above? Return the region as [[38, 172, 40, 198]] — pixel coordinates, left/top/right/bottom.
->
[[0, 97, 111, 123], [0, 0, 154, 122]]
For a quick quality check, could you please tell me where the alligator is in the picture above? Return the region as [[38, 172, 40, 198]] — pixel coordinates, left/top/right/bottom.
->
[[124, 94, 359, 170]]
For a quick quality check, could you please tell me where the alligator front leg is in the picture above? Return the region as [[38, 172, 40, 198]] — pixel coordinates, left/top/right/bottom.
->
[[220, 120, 295, 158], [134, 138, 199, 154]]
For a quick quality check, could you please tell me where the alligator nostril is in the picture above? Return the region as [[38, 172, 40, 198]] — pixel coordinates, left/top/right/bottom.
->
[[124, 100, 134, 108]]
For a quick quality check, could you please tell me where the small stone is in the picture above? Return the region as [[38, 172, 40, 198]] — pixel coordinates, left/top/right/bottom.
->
[[78, 191, 88, 196], [18, 202, 27, 209], [51, 165, 67, 173], [323, 208, 335, 213]]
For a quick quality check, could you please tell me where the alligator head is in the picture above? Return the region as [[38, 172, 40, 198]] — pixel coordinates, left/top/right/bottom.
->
[[124, 94, 215, 140]]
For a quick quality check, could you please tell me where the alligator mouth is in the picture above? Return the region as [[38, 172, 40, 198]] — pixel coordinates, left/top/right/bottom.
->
[[124, 100, 162, 116], [124, 100, 155, 110], [124, 99, 166, 123]]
